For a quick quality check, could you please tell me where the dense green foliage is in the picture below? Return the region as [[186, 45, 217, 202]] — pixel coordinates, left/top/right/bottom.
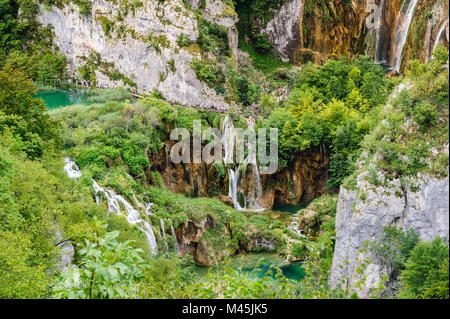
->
[[398, 237, 449, 299], [369, 227, 449, 299], [54, 222, 147, 299], [0, 1, 68, 86], [259, 56, 392, 189], [0, 0, 448, 301], [344, 47, 449, 190]]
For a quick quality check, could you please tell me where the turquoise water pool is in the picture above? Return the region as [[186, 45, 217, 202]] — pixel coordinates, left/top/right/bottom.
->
[[195, 253, 305, 282], [35, 87, 134, 110], [34, 88, 93, 110]]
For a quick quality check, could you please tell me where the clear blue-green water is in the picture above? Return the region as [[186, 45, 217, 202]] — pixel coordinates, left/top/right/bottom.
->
[[35, 88, 134, 110], [34, 88, 93, 110], [272, 202, 311, 215], [195, 253, 305, 282]]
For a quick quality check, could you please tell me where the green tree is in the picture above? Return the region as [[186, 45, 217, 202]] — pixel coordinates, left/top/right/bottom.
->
[[0, 230, 48, 299], [0, 69, 60, 158], [53, 225, 147, 299], [398, 236, 449, 299]]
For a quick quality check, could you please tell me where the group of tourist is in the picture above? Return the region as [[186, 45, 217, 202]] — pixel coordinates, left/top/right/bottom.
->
[[169, 99, 228, 113], [261, 84, 289, 102]]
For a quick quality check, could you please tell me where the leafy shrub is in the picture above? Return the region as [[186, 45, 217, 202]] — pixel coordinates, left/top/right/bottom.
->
[[398, 237, 449, 299], [253, 33, 273, 53], [412, 102, 438, 132]]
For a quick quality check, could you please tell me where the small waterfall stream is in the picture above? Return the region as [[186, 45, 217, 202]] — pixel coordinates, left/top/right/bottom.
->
[[432, 19, 449, 53], [92, 180, 158, 255], [160, 219, 169, 253], [63, 158, 158, 255], [374, 0, 389, 65], [221, 116, 265, 211], [171, 224, 181, 256], [390, 0, 418, 72], [288, 214, 306, 238], [63, 157, 82, 179]]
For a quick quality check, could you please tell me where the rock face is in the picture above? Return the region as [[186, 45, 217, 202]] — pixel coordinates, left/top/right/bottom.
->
[[173, 214, 278, 266], [35, 0, 237, 108], [329, 168, 449, 298], [260, 0, 448, 69], [402, 0, 449, 66], [148, 141, 329, 210], [175, 215, 222, 266], [260, 0, 304, 62]]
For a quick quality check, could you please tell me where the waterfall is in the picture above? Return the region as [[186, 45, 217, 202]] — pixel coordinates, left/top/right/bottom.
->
[[160, 218, 168, 253], [374, 0, 389, 65], [288, 214, 306, 238], [171, 224, 181, 256], [133, 194, 154, 216], [390, 0, 418, 72], [221, 116, 242, 210], [432, 19, 449, 53], [244, 119, 264, 212], [221, 116, 265, 211], [63, 157, 82, 179], [62, 158, 158, 255], [92, 180, 158, 255]]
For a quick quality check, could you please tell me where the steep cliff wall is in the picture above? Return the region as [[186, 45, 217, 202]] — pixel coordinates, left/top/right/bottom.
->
[[148, 140, 329, 210], [402, 0, 449, 67], [259, 0, 304, 62], [257, 0, 370, 64], [35, 0, 238, 107], [260, 0, 448, 70], [329, 166, 449, 297], [329, 75, 449, 297]]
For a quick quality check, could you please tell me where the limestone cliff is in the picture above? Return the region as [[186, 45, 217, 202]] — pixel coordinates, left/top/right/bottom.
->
[[329, 79, 449, 297], [258, 0, 370, 64], [35, 0, 238, 108], [402, 0, 449, 66], [148, 141, 329, 210], [260, 0, 448, 70]]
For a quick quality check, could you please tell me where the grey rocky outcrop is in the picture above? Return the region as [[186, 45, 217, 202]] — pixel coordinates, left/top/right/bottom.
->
[[36, 0, 237, 107], [260, 0, 304, 62], [329, 150, 449, 298]]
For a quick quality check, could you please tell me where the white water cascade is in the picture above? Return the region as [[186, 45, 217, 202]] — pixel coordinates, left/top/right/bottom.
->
[[92, 180, 158, 255], [160, 218, 169, 253], [288, 214, 306, 238], [171, 224, 181, 256], [221, 116, 264, 211], [374, 0, 389, 65], [63, 157, 82, 179], [63, 158, 158, 255], [390, 0, 418, 72], [432, 19, 449, 53]]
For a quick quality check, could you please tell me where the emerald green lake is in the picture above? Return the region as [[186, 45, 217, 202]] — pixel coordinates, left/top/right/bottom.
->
[[35, 89, 93, 110], [195, 253, 305, 282], [35, 88, 135, 110]]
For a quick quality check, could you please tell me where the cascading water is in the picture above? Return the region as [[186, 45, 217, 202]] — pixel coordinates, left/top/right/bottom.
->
[[374, 0, 389, 65], [63, 157, 82, 179], [92, 180, 158, 255], [63, 157, 158, 255], [390, 0, 418, 72], [160, 218, 168, 253], [171, 224, 181, 256], [432, 19, 449, 53], [288, 214, 306, 238], [244, 119, 264, 212], [221, 116, 265, 211]]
